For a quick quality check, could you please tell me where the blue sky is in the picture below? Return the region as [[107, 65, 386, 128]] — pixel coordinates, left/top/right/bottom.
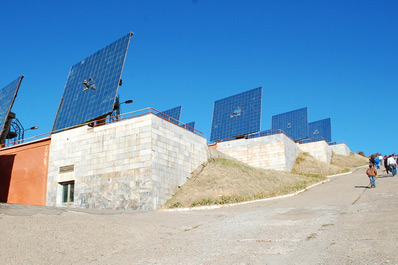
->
[[1, 0, 397, 156]]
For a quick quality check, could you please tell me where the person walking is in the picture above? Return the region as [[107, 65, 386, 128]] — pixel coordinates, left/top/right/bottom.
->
[[369, 155, 376, 168], [366, 164, 377, 188], [387, 155, 397, 176], [384, 155, 390, 174], [375, 155, 380, 169]]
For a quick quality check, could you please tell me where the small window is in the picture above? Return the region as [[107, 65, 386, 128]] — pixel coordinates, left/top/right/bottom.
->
[[61, 181, 74, 204]]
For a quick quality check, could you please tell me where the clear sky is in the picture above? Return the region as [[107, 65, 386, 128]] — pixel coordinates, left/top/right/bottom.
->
[[1, 0, 397, 156]]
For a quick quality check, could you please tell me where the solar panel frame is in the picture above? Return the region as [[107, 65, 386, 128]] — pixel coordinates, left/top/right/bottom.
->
[[0, 75, 24, 137], [210, 87, 262, 142], [52, 32, 133, 132], [271, 107, 309, 141], [308, 118, 331, 142]]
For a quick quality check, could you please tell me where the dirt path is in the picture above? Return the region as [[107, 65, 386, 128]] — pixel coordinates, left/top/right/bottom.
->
[[1, 166, 397, 264]]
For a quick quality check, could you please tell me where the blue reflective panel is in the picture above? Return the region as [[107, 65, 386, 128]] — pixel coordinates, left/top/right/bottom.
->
[[157, 106, 182, 125], [184, 121, 196, 132], [53, 33, 133, 131], [0, 76, 23, 135], [210, 87, 262, 142], [308, 118, 331, 142], [271, 107, 308, 141]]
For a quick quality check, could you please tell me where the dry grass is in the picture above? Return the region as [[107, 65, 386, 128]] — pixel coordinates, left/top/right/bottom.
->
[[163, 152, 368, 209], [292, 152, 348, 177], [331, 152, 368, 168], [163, 158, 325, 208]]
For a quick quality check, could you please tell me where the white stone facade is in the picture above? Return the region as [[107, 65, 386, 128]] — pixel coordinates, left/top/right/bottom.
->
[[215, 133, 300, 172], [46, 114, 209, 210], [330, 143, 351, 156], [298, 140, 332, 163]]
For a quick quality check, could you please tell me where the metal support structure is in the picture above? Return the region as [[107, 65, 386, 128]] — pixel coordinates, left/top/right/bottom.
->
[[0, 112, 38, 147], [110, 95, 133, 122]]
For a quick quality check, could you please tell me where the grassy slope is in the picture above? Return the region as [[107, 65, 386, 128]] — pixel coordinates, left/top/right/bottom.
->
[[331, 152, 369, 168], [292, 152, 346, 176], [163, 152, 368, 209]]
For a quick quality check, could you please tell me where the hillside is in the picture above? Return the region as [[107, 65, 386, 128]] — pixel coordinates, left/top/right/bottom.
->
[[163, 152, 368, 209]]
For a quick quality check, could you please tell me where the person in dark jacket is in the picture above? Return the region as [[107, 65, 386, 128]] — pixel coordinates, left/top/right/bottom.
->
[[384, 155, 389, 174]]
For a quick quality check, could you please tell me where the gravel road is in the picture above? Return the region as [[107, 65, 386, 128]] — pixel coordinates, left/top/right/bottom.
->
[[1, 165, 397, 265]]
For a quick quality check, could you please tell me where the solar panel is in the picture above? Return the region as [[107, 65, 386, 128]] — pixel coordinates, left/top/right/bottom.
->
[[309, 118, 331, 142], [271, 107, 308, 141], [157, 106, 182, 125], [0, 76, 24, 139], [183, 121, 196, 132], [210, 87, 262, 142], [53, 32, 133, 131]]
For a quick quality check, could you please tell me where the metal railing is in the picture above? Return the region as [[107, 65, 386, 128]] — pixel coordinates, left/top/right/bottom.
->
[[1, 107, 205, 149], [296, 137, 327, 144], [328, 140, 345, 146], [0, 132, 51, 149], [247, 129, 285, 139], [210, 129, 290, 144], [104, 107, 205, 138]]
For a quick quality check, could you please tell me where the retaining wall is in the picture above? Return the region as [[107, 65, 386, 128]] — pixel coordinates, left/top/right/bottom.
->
[[46, 114, 209, 210], [298, 140, 332, 163], [330, 143, 351, 156], [215, 133, 300, 172]]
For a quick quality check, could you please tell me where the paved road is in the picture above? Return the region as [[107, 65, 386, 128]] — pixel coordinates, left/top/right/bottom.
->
[[1, 166, 397, 265]]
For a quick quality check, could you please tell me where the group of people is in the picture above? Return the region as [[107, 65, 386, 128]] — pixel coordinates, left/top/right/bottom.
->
[[366, 154, 398, 188]]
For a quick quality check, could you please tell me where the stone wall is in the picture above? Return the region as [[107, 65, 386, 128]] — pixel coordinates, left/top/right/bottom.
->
[[298, 140, 332, 163], [150, 116, 209, 208], [330, 143, 351, 156], [47, 114, 209, 210], [215, 133, 300, 172]]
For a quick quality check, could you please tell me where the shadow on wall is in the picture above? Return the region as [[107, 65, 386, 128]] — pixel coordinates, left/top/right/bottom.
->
[[0, 154, 15, 202]]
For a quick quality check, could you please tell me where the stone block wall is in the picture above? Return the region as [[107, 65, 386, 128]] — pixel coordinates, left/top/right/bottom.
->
[[151, 116, 209, 208], [47, 114, 209, 210], [215, 133, 300, 172], [298, 140, 332, 163], [330, 143, 351, 156]]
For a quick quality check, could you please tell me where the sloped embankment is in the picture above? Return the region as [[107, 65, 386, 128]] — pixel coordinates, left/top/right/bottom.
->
[[163, 158, 326, 208], [331, 152, 368, 168], [163, 152, 368, 209], [291, 152, 348, 177]]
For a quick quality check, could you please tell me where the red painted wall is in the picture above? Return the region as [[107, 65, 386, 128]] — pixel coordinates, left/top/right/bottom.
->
[[0, 138, 50, 206]]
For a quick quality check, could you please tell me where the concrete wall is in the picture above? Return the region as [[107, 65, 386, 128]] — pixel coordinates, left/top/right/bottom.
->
[[46, 114, 209, 210], [330, 143, 351, 156], [150, 116, 209, 208], [0, 138, 50, 205], [298, 140, 332, 163], [215, 133, 300, 172]]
